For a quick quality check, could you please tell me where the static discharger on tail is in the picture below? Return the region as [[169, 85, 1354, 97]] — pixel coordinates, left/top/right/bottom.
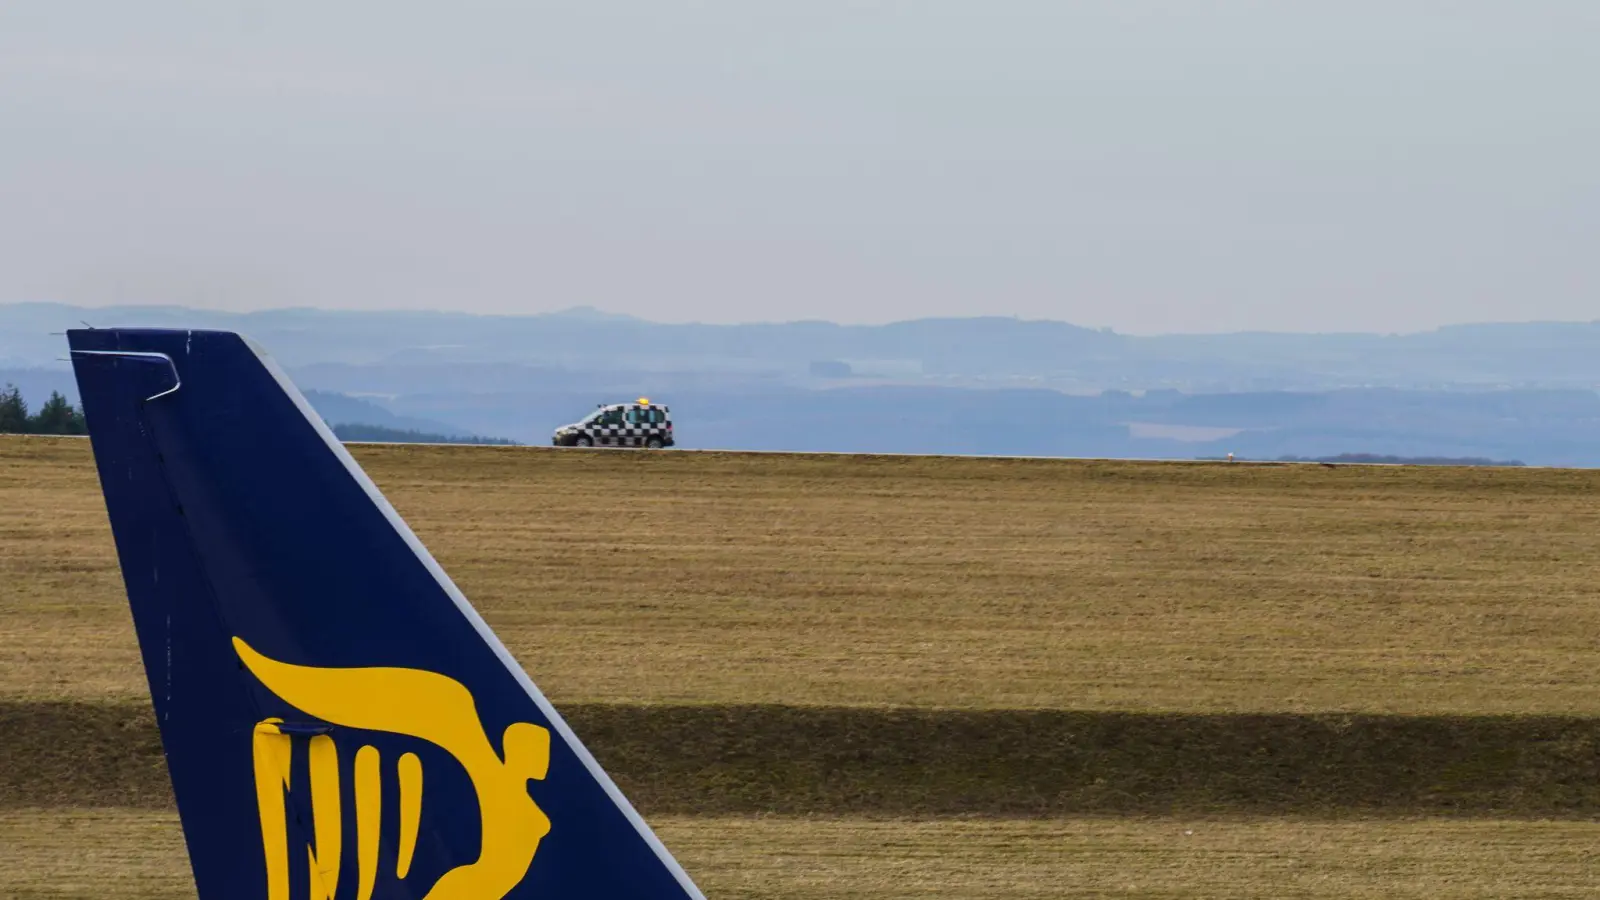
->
[[67, 327, 705, 899]]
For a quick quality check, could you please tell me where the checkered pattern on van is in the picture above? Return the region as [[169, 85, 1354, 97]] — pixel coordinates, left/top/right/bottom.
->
[[581, 404, 671, 447]]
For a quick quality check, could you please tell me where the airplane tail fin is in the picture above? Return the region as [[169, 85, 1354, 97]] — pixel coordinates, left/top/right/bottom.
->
[[67, 328, 704, 900]]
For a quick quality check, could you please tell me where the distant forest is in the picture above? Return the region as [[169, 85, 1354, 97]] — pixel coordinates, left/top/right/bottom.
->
[[330, 423, 520, 446], [0, 385, 86, 435]]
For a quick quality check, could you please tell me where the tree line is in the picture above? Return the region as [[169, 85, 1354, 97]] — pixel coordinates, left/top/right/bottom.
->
[[330, 423, 519, 445], [0, 385, 87, 435]]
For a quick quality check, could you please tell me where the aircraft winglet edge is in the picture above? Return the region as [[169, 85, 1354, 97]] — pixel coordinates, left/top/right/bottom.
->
[[67, 327, 705, 900]]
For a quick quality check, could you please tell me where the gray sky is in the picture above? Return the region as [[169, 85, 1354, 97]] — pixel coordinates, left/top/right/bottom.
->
[[2, 2, 1595, 334]]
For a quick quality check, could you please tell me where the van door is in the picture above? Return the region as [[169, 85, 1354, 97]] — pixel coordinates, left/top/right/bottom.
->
[[595, 405, 625, 445], [623, 406, 647, 447]]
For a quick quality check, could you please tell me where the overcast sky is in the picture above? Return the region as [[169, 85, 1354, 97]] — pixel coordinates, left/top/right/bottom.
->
[[1, 2, 1595, 334]]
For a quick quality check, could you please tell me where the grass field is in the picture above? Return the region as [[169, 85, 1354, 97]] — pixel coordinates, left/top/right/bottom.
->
[[4, 434, 1600, 897], [6, 436, 1600, 713], [4, 810, 1598, 900]]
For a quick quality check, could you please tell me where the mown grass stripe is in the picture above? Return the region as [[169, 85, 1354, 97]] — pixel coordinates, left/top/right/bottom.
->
[[8, 701, 1600, 817]]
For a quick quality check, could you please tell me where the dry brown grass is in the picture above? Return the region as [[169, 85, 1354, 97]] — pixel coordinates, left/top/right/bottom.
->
[[7, 436, 1600, 895], [4, 809, 1597, 899], [14, 700, 1600, 817], [5, 435, 1600, 714]]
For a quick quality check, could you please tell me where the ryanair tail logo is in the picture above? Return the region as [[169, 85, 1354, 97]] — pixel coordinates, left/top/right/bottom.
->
[[234, 637, 552, 900]]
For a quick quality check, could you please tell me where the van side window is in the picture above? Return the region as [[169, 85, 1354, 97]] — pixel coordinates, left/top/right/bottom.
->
[[648, 409, 665, 425], [625, 408, 644, 425]]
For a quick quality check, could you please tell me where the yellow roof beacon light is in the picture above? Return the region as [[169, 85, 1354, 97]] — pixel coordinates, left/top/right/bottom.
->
[[638, 397, 650, 406]]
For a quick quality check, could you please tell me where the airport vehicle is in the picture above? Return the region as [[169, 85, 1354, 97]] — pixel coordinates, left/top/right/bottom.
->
[[66, 328, 705, 899], [552, 399, 673, 448]]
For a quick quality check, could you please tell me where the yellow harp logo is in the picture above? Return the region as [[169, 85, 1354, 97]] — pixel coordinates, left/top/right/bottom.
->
[[235, 637, 552, 900]]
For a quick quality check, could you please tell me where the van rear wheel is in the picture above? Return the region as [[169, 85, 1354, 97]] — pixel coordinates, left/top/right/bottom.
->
[[646, 437, 663, 449]]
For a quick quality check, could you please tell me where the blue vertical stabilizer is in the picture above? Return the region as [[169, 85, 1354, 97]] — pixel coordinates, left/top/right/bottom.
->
[[68, 328, 704, 900]]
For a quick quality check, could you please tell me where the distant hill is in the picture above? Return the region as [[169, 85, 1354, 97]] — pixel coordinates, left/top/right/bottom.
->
[[0, 368, 77, 408], [330, 423, 518, 445], [4, 302, 1598, 391], [5, 304, 1600, 467], [301, 390, 481, 439]]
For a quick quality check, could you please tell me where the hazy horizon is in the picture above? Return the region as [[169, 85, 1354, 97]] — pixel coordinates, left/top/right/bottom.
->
[[4, 2, 1596, 335], [8, 299, 1600, 342]]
